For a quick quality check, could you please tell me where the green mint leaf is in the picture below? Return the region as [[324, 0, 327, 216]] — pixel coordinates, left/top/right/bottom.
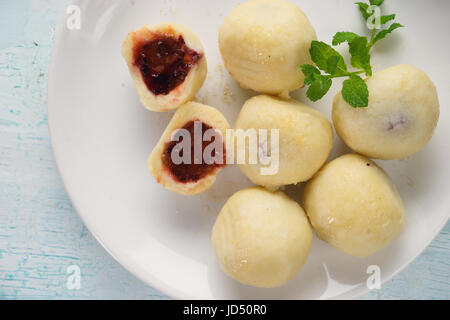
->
[[327, 56, 348, 76], [373, 22, 404, 44], [349, 36, 372, 76], [380, 14, 396, 25], [369, 0, 384, 6], [307, 75, 332, 102], [301, 64, 333, 101], [342, 75, 369, 107], [327, 56, 342, 75], [355, 2, 370, 21], [332, 32, 359, 46], [309, 41, 347, 74], [301, 64, 321, 85]]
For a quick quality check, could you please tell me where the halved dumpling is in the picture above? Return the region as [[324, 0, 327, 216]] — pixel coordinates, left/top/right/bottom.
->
[[149, 101, 230, 195], [122, 23, 207, 112]]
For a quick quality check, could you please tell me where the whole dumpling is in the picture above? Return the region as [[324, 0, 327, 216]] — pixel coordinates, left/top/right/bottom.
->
[[302, 154, 405, 258], [234, 95, 333, 190], [219, 0, 317, 97], [211, 187, 313, 288], [333, 64, 440, 160]]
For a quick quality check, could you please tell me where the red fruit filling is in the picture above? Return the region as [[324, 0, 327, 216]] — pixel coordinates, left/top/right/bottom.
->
[[133, 34, 202, 95], [161, 120, 226, 183]]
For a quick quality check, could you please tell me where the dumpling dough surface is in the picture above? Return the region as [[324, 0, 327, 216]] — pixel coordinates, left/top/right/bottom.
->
[[302, 154, 405, 258], [122, 23, 207, 112], [234, 95, 333, 189], [219, 0, 317, 96], [212, 187, 313, 288], [333, 64, 440, 159], [149, 101, 230, 195]]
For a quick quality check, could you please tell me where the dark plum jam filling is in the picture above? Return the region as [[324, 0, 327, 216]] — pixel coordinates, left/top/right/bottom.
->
[[161, 121, 226, 183], [133, 34, 202, 95]]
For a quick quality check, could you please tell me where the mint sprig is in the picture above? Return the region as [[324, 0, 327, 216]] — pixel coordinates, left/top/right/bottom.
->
[[301, 0, 404, 108], [343, 75, 369, 107]]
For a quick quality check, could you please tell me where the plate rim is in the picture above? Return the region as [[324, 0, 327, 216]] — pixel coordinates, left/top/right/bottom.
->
[[46, 0, 450, 300]]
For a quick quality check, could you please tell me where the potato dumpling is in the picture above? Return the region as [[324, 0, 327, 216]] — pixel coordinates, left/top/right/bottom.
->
[[149, 102, 230, 195], [219, 0, 317, 97], [302, 154, 405, 258], [333, 64, 440, 160], [122, 23, 207, 112], [212, 187, 313, 288], [234, 95, 333, 190]]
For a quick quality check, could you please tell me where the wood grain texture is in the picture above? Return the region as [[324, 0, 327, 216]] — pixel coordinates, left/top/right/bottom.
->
[[0, 0, 448, 300]]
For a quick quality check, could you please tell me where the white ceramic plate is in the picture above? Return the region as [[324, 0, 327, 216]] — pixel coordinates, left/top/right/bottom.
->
[[48, 0, 450, 299]]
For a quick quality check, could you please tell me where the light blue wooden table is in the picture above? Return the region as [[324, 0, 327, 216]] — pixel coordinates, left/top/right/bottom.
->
[[0, 0, 448, 300]]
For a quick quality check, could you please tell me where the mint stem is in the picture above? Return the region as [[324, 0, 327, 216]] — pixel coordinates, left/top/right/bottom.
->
[[368, 28, 377, 50], [330, 70, 365, 79]]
